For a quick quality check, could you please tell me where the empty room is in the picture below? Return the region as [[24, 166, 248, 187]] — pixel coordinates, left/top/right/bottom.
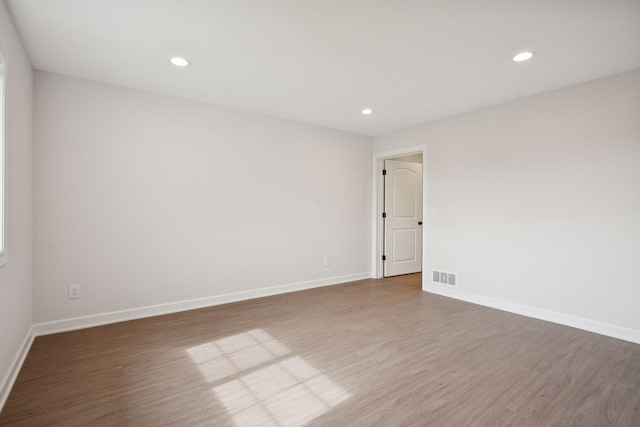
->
[[1, 0, 639, 425]]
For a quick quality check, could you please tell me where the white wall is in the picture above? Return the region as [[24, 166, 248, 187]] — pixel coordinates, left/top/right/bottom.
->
[[374, 70, 640, 336], [0, 1, 34, 401], [34, 72, 371, 323]]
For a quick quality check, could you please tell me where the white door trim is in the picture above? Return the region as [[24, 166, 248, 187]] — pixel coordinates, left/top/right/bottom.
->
[[371, 144, 428, 289]]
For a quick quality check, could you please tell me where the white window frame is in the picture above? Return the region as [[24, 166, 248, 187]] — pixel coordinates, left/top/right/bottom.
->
[[0, 48, 6, 267]]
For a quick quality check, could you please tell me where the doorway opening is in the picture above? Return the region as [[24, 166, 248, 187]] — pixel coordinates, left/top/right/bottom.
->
[[383, 156, 423, 277], [371, 145, 427, 287]]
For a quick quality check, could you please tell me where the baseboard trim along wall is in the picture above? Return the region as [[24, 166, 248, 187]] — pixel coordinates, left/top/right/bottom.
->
[[7, 274, 635, 412], [1, 272, 370, 412], [33, 272, 371, 336], [0, 326, 35, 412], [424, 282, 640, 345]]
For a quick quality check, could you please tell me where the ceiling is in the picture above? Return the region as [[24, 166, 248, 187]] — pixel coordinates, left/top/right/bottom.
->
[[5, 0, 640, 136]]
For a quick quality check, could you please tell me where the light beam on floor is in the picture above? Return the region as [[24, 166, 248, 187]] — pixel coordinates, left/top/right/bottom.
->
[[187, 329, 351, 426]]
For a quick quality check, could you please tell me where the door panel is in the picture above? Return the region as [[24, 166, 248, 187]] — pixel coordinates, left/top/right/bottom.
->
[[393, 170, 417, 218], [392, 229, 417, 262], [384, 160, 423, 277]]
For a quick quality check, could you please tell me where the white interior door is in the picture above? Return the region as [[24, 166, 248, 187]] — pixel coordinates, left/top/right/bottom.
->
[[384, 159, 423, 277]]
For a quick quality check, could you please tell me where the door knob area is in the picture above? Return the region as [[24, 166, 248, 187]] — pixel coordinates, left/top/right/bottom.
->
[[418, 221, 423, 225]]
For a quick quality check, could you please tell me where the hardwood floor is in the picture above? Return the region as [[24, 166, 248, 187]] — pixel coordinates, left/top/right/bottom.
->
[[2, 274, 639, 426]]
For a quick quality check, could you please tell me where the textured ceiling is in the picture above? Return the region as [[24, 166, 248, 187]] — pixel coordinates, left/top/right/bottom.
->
[[6, 0, 640, 135]]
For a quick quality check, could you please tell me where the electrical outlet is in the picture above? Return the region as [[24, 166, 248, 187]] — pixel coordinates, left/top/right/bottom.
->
[[432, 208, 438, 217], [460, 267, 466, 277], [68, 284, 80, 299], [323, 257, 330, 267]]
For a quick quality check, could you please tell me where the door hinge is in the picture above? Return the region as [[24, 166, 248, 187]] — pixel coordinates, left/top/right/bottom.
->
[[382, 169, 387, 175], [382, 255, 386, 261], [382, 212, 387, 218]]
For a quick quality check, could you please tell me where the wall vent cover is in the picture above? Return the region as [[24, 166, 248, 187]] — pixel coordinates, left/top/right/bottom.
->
[[448, 273, 456, 286], [432, 270, 456, 286]]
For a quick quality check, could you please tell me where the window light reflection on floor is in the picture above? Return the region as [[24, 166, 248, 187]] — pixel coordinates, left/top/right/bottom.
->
[[187, 328, 290, 382], [187, 329, 351, 426]]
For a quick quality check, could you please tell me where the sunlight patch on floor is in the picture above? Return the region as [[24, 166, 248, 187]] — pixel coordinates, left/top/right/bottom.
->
[[187, 328, 290, 382], [187, 329, 351, 426], [214, 356, 350, 426]]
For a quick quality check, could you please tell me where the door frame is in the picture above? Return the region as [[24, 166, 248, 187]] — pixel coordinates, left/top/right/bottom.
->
[[371, 144, 428, 288]]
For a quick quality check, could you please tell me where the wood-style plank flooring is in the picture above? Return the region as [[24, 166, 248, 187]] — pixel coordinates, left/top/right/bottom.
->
[[2, 274, 639, 426]]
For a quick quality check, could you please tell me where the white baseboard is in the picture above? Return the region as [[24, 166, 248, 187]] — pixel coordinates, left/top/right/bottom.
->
[[33, 272, 372, 336], [14, 275, 634, 414], [0, 325, 35, 412], [423, 282, 640, 345]]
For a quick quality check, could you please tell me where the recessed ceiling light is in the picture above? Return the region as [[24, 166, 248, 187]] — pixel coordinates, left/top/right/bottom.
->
[[361, 108, 374, 115], [170, 57, 190, 67], [513, 51, 534, 62]]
